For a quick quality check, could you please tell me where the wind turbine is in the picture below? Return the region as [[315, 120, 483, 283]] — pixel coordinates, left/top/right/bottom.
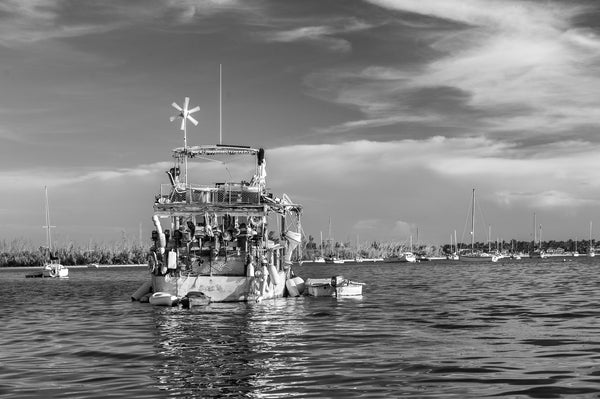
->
[[170, 97, 200, 186]]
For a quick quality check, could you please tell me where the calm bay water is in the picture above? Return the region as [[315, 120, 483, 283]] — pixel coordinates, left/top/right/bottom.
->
[[2, 258, 600, 398]]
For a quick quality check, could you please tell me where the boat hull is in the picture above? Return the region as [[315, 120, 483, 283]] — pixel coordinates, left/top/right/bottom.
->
[[459, 255, 495, 262], [36, 263, 69, 278], [151, 271, 287, 302], [305, 277, 364, 297], [149, 292, 179, 306]]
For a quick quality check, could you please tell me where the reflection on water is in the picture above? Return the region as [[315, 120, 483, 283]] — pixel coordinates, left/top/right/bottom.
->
[[150, 300, 316, 398], [4, 260, 600, 397]]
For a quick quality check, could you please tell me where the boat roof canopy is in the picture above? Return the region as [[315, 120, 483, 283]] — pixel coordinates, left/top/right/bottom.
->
[[173, 144, 260, 158]]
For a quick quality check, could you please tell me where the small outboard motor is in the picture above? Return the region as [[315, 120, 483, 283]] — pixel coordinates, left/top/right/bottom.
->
[[330, 275, 344, 287]]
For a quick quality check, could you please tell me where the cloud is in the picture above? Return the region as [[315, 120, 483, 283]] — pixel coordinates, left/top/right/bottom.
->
[[0, 0, 254, 46], [0, 0, 119, 45], [307, 0, 600, 141], [392, 220, 413, 238], [264, 18, 372, 53]]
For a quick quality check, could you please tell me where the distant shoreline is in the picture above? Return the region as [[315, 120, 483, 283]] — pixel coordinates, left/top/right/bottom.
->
[[2, 264, 147, 270]]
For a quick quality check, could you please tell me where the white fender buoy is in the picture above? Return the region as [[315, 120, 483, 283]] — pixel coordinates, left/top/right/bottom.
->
[[292, 276, 305, 295], [286, 278, 300, 297], [167, 250, 177, 269]]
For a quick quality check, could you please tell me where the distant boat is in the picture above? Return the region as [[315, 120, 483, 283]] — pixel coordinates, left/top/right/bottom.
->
[[313, 256, 326, 263], [459, 189, 495, 262], [383, 252, 417, 263], [528, 213, 547, 259], [27, 187, 69, 279], [384, 235, 417, 263], [589, 221, 595, 257], [447, 231, 459, 260]]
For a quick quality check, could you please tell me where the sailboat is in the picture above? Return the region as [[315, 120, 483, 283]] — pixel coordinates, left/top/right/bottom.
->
[[459, 189, 496, 262], [447, 230, 459, 260], [384, 235, 417, 263], [313, 231, 326, 263], [588, 221, 595, 257], [528, 213, 547, 259], [27, 187, 69, 278], [324, 217, 343, 263]]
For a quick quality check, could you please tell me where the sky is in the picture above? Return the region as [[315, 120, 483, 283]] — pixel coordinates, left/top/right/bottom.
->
[[2, 0, 600, 249]]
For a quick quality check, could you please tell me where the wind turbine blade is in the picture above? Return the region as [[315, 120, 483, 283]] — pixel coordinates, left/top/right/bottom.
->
[[187, 115, 199, 126], [172, 102, 182, 112], [183, 97, 190, 111], [188, 106, 200, 114], [180, 118, 186, 130]]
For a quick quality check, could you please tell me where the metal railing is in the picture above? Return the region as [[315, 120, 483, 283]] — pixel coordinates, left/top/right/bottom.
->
[[157, 183, 261, 205]]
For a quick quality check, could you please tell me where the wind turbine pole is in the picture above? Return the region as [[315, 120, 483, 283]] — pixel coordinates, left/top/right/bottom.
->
[[184, 121, 188, 187], [170, 97, 200, 188]]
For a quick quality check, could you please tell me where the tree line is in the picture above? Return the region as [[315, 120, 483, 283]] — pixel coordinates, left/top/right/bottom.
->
[[0, 238, 146, 267], [303, 235, 594, 259]]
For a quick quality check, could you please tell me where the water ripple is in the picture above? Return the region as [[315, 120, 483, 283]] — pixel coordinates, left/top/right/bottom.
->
[[4, 260, 600, 397]]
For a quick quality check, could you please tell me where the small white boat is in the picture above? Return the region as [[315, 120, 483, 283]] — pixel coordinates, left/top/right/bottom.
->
[[383, 252, 417, 263], [149, 292, 179, 306], [305, 276, 364, 297], [181, 291, 211, 308], [42, 263, 69, 278]]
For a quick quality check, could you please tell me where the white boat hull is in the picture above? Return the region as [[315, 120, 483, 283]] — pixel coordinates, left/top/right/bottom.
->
[[149, 292, 179, 306], [383, 252, 416, 263], [305, 277, 364, 297], [42, 264, 69, 278], [459, 255, 495, 262], [151, 271, 287, 302]]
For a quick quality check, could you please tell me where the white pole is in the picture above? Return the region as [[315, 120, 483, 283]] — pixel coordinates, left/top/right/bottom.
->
[[184, 122, 188, 187], [220, 64, 222, 145]]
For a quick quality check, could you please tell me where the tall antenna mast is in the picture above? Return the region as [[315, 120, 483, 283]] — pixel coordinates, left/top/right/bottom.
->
[[220, 64, 222, 145]]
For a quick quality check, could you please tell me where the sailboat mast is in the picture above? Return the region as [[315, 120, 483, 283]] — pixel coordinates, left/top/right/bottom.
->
[[43, 186, 55, 252], [533, 213, 537, 249], [454, 229, 458, 254], [470, 188, 475, 252], [45, 187, 51, 250]]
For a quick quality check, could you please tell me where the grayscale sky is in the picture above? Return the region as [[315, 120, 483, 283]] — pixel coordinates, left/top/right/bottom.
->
[[2, 0, 600, 247]]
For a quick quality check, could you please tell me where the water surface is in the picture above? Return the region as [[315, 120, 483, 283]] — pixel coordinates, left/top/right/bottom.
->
[[2, 258, 600, 398]]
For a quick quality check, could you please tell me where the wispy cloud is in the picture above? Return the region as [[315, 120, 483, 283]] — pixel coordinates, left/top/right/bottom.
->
[[0, 0, 119, 46], [0, 0, 256, 46], [265, 18, 372, 53], [310, 0, 600, 140]]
